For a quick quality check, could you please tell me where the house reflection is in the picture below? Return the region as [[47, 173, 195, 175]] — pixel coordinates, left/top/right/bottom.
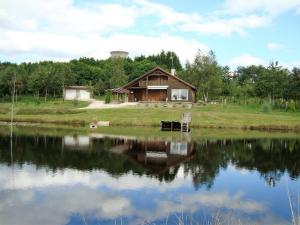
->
[[63, 135, 91, 150], [61, 134, 194, 174], [121, 139, 194, 174]]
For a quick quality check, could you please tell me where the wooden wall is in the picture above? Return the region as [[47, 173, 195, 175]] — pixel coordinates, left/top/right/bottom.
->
[[126, 69, 196, 102]]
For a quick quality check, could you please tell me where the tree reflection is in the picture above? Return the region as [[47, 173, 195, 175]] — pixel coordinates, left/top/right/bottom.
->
[[0, 134, 299, 188]]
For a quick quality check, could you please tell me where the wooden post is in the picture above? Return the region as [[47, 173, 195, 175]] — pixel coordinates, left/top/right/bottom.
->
[[146, 76, 149, 101]]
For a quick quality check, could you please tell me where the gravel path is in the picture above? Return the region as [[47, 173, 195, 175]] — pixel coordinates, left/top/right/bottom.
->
[[81, 100, 138, 109]]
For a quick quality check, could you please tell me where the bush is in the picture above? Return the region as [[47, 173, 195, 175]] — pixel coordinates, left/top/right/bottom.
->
[[287, 100, 296, 112], [105, 91, 112, 104], [261, 102, 272, 113], [34, 98, 41, 105], [72, 100, 79, 107]]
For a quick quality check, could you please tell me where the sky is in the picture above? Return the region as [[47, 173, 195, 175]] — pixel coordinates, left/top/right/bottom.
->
[[0, 0, 300, 69]]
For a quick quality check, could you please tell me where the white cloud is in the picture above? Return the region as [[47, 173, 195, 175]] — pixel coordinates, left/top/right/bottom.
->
[[99, 33, 209, 64], [228, 54, 300, 69], [0, 30, 209, 64], [279, 60, 300, 69], [0, 0, 298, 63], [0, 0, 138, 34], [179, 14, 270, 36], [267, 42, 285, 50], [228, 54, 266, 68], [133, 0, 201, 25], [223, 0, 300, 16], [134, 0, 270, 36], [0, 0, 274, 63]]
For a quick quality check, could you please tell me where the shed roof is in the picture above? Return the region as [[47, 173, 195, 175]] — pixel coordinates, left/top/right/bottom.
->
[[65, 86, 90, 90]]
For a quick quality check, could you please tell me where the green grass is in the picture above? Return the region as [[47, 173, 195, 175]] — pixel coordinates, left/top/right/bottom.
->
[[1, 124, 299, 140], [94, 95, 105, 101], [0, 97, 89, 114], [0, 99, 299, 131]]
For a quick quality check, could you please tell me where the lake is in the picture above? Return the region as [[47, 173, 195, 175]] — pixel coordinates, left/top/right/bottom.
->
[[0, 126, 299, 225]]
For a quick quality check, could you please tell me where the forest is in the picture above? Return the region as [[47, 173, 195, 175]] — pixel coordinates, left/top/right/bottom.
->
[[0, 50, 299, 111]]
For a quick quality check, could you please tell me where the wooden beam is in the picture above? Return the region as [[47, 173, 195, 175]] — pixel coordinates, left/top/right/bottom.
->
[[146, 76, 149, 101]]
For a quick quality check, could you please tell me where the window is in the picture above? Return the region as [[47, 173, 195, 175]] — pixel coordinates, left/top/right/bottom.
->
[[171, 89, 188, 101], [170, 142, 188, 155]]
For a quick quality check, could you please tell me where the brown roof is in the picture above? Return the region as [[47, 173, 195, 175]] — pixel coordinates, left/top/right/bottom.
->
[[65, 86, 90, 90], [122, 67, 196, 90], [111, 87, 130, 94]]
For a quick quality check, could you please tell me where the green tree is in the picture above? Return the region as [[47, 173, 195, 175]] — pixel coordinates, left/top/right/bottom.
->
[[130, 59, 157, 81], [254, 62, 289, 103], [105, 58, 128, 88], [289, 67, 300, 100], [184, 50, 223, 102]]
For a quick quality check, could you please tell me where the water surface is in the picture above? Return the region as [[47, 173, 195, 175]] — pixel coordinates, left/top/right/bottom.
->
[[0, 128, 299, 225]]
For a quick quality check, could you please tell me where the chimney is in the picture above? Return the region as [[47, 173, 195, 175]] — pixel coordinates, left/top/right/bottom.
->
[[171, 68, 176, 76]]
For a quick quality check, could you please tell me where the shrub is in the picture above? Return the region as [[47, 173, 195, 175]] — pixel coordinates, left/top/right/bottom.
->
[[72, 100, 79, 107], [105, 91, 112, 104], [288, 100, 296, 112], [261, 102, 272, 113], [34, 98, 41, 105]]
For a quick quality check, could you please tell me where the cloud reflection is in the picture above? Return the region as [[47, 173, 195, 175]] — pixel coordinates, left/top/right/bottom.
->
[[0, 188, 131, 225], [0, 164, 191, 191], [0, 163, 290, 225]]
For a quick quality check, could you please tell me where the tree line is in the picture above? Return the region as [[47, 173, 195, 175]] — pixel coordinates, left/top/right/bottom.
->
[[0, 50, 299, 108], [0, 50, 182, 100]]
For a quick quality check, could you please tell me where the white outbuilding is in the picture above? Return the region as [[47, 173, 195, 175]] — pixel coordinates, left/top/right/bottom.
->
[[63, 86, 91, 101]]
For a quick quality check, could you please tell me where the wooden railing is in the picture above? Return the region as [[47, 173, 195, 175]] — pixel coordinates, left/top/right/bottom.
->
[[139, 80, 168, 86]]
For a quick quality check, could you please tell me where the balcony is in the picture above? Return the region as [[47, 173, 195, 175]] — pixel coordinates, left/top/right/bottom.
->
[[139, 80, 168, 87]]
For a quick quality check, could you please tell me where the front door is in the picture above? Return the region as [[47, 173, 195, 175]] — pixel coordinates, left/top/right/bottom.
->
[[147, 90, 167, 101]]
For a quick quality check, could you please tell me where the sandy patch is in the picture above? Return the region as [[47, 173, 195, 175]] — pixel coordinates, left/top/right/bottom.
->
[[81, 100, 138, 109]]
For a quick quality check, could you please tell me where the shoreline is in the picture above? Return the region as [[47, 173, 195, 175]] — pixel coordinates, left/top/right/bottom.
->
[[1, 119, 299, 132]]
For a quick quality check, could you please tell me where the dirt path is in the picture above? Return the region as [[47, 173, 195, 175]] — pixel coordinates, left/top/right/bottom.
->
[[81, 100, 138, 109]]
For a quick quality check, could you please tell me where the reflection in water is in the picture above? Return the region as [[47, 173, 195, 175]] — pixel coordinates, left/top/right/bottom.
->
[[63, 135, 91, 150], [124, 139, 194, 175], [0, 132, 299, 225]]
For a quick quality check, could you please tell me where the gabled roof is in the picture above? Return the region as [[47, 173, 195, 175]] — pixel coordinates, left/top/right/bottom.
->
[[122, 67, 196, 90]]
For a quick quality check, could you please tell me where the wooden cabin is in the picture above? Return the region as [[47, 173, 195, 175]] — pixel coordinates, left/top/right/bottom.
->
[[112, 67, 196, 102]]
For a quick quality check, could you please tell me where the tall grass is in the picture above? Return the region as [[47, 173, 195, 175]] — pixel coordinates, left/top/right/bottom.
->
[[0, 107, 9, 114], [16, 108, 85, 115], [286, 178, 300, 225]]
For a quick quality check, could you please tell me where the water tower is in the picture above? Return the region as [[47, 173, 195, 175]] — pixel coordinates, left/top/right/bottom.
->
[[110, 51, 129, 59]]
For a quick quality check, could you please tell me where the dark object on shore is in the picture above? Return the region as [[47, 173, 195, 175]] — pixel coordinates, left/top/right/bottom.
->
[[161, 121, 181, 131], [161, 112, 192, 132], [161, 121, 190, 132]]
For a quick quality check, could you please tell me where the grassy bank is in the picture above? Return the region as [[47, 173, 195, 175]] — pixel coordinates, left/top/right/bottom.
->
[[0, 98, 300, 131], [1, 124, 300, 140]]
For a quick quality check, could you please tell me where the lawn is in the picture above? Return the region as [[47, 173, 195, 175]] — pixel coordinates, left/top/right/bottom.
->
[[0, 98, 299, 131], [1, 124, 300, 140]]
